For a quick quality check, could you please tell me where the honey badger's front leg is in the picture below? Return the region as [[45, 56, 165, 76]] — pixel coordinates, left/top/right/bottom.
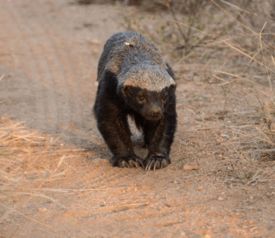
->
[[96, 103, 143, 168], [93, 72, 143, 168], [143, 101, 177, 170]]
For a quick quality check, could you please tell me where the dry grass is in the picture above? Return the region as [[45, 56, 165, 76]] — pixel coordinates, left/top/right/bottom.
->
[[0, 117, 91, 208]]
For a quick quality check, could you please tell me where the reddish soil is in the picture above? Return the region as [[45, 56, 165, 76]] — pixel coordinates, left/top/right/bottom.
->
[[0, 1, 274, 237]]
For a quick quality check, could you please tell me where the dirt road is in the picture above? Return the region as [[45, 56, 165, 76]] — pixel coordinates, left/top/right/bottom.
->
[[0, 1, 274, 237]]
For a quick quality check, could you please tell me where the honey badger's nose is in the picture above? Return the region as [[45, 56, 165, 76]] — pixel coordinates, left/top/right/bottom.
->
[[150, 106, 161, 118]]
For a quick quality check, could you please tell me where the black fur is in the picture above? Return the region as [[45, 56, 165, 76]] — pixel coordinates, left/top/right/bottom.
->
[[93, 32, 177, 170]]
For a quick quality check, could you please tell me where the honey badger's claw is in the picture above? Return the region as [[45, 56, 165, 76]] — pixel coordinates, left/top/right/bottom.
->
[[112, 155, 143, 168], [153, 160, 161, 170], [128, 159, 140, 168], [119, 160, 129, 168], [144, 154, 170, 171], [161, 159, 169, 168], [145, 160, 154, 171]]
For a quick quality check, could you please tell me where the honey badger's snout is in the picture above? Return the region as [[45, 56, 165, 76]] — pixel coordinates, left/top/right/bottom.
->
[[139, 92, 165, 121], [144, 103, 162, 121], [150, 105, 162, 119]]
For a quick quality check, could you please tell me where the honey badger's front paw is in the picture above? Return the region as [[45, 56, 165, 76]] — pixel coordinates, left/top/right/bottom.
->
[[111, 155, 143, 168], [144, 153, 171, 171]]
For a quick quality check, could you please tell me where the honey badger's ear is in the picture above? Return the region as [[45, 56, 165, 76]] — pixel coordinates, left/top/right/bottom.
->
[[121, 85, 130, 97], [169, 82, 176, 91]]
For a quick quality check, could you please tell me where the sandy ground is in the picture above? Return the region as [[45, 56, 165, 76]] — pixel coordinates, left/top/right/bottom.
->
[[0, 1, 274, 237]]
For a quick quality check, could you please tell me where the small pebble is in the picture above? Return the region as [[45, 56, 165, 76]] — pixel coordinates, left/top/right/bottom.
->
[[183, 162, 199, 171]]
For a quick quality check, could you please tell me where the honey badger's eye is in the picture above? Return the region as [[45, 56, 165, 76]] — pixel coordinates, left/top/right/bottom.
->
[[122, 86, 132, 97], [137, 95, 146, 104]]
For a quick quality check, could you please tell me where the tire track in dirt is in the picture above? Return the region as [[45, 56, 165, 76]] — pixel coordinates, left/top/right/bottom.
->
[[11, 0, 70, 134], [2, 2, 95, 237], [3, 1, 51, 132], [0, 7, 55, 236], [1, 0, 112, 147], [30, 0, 98, 148], [2, 0, 91, 140], [0, 2, 85, 237], [25, 2, 75, 135], [0, 2, 43, 124], [34, 0, 77, 134]]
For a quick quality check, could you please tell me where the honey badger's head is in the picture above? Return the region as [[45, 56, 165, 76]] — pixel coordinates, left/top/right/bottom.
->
[[120, 85, 175, 121], [117, 65, 175, 121]]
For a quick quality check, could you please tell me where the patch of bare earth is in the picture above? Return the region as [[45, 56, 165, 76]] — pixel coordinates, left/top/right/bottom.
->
[[0, 0, 274, 237]]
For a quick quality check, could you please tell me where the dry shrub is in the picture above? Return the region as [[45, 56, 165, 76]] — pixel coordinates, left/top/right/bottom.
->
[[75, 0, 170, 8], [75, 0, 205, 11], [76, 0, 116, 5]]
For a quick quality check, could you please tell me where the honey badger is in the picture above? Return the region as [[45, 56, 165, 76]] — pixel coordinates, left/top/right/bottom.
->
[[93, 32, 177, 170]]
